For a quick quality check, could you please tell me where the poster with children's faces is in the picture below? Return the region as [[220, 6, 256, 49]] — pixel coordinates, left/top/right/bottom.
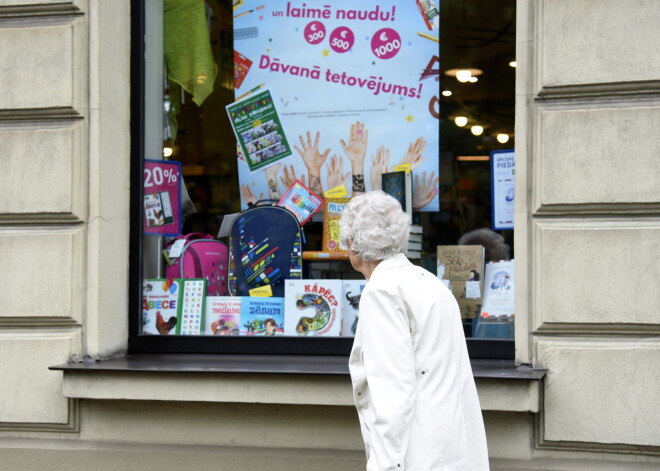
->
[[232, 0, 440, 211]]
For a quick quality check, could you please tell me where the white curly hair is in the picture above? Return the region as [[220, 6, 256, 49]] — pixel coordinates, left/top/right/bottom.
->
[[339, 191, 411, 261]]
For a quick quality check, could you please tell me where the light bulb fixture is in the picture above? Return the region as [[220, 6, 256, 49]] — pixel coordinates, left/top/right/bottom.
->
[[445, 68, 483, 83], [468, 76, 478, 83], [163, 147, 174, 158], [471, 125, 484, 136], [454, 116, 468, 127], [442, 90, 452, 97], [509, 61, 517, 68], [496, 133, 510, 144]]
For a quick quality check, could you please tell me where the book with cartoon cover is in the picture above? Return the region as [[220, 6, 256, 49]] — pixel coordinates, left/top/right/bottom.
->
[[241, 297, 285, 335], [480, 260, 515, 318], [436, 245, 485, 319], [142, 278, 182, 335], [284, 279, 342, 337], [322, 197, 350, 251], [204, 296, 242, 335]]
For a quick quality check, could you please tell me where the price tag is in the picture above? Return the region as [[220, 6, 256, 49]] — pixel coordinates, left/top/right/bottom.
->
[[465, 280, 481, 299], [249, 285, 273, 297], [168, 239, 186, 258], [324, 185, 349, 198], [393, 163, 412, 173]]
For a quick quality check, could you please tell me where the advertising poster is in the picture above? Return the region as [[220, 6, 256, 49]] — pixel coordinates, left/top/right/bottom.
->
[[232, 0, 440, 211], [490, 149, 515, 230], [143, 159, 182, 236], [226, 88, 293, 172]]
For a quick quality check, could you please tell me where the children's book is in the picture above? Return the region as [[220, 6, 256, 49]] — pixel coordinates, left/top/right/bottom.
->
[[284, 279, 342, 337], [480, 260, 515, 318], [436, 245, 485, 319], [179, 278, 207, 335], [204, 296, 242, 336], [278, 179, 323, 225], [382, 171, 413, 216], [342, 280, 366, 337], [141, 278, 206, 335], [322, 197, 351, 251], [241, 297, 285, 335]]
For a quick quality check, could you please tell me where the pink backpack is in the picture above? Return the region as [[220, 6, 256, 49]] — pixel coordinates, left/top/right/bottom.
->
[[165, 233, 229, 296]]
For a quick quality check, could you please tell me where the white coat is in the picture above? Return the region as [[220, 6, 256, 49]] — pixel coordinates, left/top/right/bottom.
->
[[349, 253, 489, 471]]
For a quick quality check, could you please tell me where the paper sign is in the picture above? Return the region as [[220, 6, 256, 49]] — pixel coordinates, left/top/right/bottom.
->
[[393, 163, 412, 173], [168, 239, 186, 258], [250, 285, 273, 297], [324, 185, 349, 198], [465, 280, 481, 299], [143, 160, 182, 236]]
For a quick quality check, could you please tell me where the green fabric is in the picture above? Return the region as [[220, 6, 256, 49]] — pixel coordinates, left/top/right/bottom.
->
[[164, 0, 217, 106]]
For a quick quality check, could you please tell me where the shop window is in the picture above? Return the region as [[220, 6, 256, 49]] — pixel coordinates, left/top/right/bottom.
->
[[129, 0, 515, 357]]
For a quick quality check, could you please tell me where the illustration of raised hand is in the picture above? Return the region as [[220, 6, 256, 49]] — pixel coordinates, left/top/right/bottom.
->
[[369, 146, 390, 191], [340, 121, 369, 173], [280, 164, 306, 190], [413, 171, 439, 210], [294, 131, 331, 173], [398, 137, 427, 170], [263, 163, 282, 200], [326, 155, 351, 193], [240, 184, 263, 207]]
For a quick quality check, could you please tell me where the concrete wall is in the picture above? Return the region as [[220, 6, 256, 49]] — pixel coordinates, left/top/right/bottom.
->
[[515, 0, 660, 462], [0, 0, 658, 470]]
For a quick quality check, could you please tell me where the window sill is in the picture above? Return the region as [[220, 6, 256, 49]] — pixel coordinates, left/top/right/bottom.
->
[[50, 355, 545, 412]]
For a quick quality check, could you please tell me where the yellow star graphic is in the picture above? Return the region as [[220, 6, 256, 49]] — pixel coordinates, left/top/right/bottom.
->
[[322, 49, 330, 57], [406, 115, 414, 122]]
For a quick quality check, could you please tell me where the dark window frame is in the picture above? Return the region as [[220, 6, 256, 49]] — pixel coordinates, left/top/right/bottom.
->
[[128, 0, 514, 360]]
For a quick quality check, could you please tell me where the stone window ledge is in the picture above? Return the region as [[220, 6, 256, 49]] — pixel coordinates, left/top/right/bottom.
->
[[51, 355, 545, 412]]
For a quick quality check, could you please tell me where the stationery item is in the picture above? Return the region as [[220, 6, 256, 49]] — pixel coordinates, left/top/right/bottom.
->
[[233, 51, 253, 89], [277, 179, 323, 226]]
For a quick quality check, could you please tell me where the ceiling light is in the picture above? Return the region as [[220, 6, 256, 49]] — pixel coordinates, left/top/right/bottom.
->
[[442, 90, 452, 97], [457, 155, 490, 162], [163, 147, 173, 158], [496, 133, 510, 144], [468, 76, 478, 83], [471, 125, 484, 136], [445, 68, 483, 83], [454, 116, 468, 127], [509, 61, 517, 68]]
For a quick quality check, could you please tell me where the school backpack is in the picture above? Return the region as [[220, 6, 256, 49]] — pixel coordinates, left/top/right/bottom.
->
[[228, 204, 303, 297], [164, 233, 229, 296]]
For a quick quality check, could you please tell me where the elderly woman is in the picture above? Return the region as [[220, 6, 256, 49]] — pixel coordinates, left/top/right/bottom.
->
[[339, 191, 489, 471]]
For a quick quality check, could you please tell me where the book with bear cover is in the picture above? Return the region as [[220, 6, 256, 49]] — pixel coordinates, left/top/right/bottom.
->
[[322, 197, 351, 251], [284, 279, 342, 336], [436, 245, 485, 319]]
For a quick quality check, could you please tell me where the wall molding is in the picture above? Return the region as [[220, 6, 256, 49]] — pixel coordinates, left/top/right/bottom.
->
[[0, 399, 79, 433], [0, 3, 82, 21], [0, 317, 81, 328], [535, 322, 660, 338], [533, 203, 660, 218], [535, 409, 660, 456], [0, 107, 84, 123]]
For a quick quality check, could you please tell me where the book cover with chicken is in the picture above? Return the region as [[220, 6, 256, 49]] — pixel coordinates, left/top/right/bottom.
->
[[284, 279, 342, 337], [142, 278, 182, 335], [342, 280, 366, 337]]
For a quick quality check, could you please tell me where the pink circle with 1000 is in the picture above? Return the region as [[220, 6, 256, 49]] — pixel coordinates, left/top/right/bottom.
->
[[371, 27, 401, 60]]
